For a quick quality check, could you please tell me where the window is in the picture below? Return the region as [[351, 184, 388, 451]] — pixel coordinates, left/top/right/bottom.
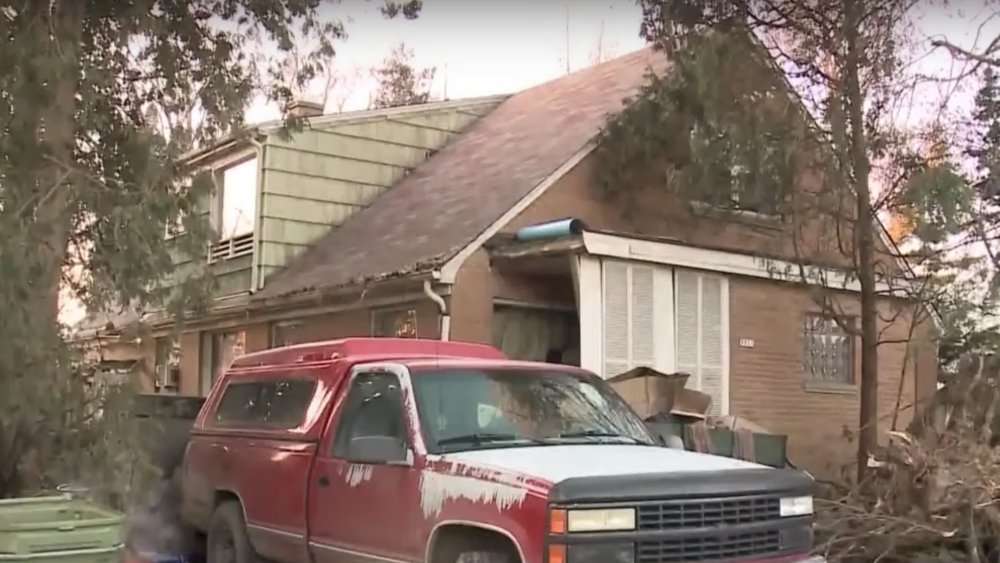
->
[[217, 157, 258, 240], [154, 337, 180, 393], [803, 314, 853, 385], [212, 377, 318, 428], [200, 330, 245, 396], [371, 308, 418, 338], [491, 305, 580, 365], [676, 270, 727, 416], [689, 123, 782, 217], [271, 320, 303, 348], [410, 368, 653, 454], [331, 371, 407, 459]]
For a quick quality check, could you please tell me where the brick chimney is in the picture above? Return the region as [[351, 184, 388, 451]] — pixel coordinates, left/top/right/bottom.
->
[[285, 99, 325, 119]]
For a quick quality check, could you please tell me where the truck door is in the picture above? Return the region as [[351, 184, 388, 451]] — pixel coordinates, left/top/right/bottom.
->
[[308, 365, 422, 563]]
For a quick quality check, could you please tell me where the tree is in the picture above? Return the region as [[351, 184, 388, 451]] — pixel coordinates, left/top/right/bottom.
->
[[596, 1, 947, 480], [559, 14, 619, 75], [369, 42, 436, 109], [0, 0, 421, 500]]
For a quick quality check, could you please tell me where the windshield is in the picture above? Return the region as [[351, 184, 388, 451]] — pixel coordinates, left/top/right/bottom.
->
[[410, 367, 654, 453]]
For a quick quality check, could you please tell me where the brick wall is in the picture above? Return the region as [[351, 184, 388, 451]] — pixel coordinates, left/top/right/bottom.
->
[[728, 277, 933, 477]]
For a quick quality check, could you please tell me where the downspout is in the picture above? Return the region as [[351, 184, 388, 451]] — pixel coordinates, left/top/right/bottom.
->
[[423, 278, 450, 341], [248, 135, 265, 294]]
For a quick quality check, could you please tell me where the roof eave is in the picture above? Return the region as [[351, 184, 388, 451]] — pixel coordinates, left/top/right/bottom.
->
[[250, 268, 442, 311]]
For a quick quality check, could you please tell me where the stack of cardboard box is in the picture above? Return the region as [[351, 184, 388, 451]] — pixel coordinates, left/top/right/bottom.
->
[[608, 366, 788, 468]]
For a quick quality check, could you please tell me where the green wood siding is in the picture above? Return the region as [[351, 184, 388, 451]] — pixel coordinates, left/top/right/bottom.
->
[[255, 98, 502, 288], [213, 254, 253, 297], [164, 235, 254, 298], [163, 97, 503, 300]]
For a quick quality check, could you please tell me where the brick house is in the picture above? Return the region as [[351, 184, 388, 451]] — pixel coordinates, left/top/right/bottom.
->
[[82, 47, 937, 475]]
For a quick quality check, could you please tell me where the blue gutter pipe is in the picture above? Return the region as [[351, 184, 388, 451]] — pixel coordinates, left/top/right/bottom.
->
[[514, 218, 586, 243]]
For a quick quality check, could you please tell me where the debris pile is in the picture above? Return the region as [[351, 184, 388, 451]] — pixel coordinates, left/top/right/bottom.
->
[[815, 356, 1000, 562]]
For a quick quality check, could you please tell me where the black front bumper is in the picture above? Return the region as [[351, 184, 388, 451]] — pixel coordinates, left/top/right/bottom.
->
[[547, 468, 815, 563]]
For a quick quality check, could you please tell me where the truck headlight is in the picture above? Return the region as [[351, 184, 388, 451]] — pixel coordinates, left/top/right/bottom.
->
[[779, 496, 814, 517], [566, 508, 637, 532]]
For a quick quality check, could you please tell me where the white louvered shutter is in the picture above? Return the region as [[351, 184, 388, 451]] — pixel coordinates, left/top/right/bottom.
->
[[700, 275, 724, 415], [675, 270, 727, 415], [602, 260, 657, 378], [631, 265, 656, 370], [676, 272, 700, 385], [603, 261, 630, 378]]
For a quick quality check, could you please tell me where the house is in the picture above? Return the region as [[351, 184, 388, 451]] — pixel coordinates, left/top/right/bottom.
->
[[84, 47, 938, 476], [74, 307, 154, 390]]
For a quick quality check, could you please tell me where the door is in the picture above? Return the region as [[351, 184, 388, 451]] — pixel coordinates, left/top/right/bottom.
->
[[308, 366, 422, 563]]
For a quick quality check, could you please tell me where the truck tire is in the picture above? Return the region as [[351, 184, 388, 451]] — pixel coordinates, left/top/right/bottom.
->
[[206, 501, 261, 563], [455, 552, 514, 563]]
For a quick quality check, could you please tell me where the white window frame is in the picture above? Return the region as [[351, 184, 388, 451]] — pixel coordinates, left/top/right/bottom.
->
[[802, 313, 854, 386], [212, 153, 259, 242]]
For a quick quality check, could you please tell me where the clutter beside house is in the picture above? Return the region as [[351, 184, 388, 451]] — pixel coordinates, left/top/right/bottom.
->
[[609, 365, 790, 468]]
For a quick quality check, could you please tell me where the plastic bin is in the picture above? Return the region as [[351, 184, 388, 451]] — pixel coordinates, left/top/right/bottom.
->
[[0, 495, 123, 562], [708, 428, 788, 468]]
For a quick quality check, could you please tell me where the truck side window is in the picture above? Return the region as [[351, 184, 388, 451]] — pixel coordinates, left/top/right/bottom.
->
[[331, 371, 407, 460], [212, 377, 317, 429]]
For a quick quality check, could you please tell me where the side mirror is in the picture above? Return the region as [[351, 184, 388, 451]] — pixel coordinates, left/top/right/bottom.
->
[[348, 436, 410, 465]]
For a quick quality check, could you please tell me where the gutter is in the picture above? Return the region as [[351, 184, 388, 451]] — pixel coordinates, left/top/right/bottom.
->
[[423, 276, 451, 341]]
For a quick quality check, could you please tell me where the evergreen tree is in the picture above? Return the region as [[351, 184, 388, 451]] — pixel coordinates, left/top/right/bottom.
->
[[0, 0, 420, 499], [599, 0, 940, 480]]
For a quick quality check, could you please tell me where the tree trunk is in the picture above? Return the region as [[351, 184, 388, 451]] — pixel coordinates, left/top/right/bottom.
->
[[844, 0, 880, 482], [34, 1, 85, 322]]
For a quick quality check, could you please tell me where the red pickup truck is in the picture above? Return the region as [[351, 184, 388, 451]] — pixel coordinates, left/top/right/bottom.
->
[[180, 338, 822, 563]]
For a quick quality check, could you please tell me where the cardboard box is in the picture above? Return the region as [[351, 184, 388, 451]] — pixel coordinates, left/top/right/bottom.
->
[[608, 366, 712, 420]]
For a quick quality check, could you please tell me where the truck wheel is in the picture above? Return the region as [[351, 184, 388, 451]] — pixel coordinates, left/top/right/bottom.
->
[[207, 501, 261, 563], [455, 551, 514, 563]]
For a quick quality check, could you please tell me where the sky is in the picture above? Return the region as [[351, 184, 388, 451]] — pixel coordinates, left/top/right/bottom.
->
[[237, 0, 1000, 136], [64, 1, 1000, 325], [245, 0, 649, 121]]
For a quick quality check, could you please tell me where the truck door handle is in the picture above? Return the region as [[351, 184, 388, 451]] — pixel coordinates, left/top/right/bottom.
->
[[318, 475, 330, 487]]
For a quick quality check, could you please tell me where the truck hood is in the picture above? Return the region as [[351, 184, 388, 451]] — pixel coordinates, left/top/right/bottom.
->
[[442, 444, 763, 484]]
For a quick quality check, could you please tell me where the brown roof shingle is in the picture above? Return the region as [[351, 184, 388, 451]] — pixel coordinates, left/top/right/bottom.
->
[[254, 47, 664, 302]]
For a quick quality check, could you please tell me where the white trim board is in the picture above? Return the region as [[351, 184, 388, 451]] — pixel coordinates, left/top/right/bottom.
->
[[438, 143, 597, 284], [582, 231, 912, 296]]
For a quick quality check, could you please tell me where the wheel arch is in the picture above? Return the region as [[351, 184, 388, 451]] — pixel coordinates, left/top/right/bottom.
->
[[211, 489, 263, 553], [426, 520, 526, 563]]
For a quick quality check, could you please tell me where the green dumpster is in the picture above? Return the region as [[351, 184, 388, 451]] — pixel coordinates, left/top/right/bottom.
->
[[0, 495, 123, 562]]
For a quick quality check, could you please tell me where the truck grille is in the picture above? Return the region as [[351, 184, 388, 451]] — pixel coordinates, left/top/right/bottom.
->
[[637, 530, 781, 562], [637, 496, 780, 530]]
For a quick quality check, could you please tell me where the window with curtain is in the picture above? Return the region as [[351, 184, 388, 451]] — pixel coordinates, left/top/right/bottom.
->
[[491, 305, 579, 366]]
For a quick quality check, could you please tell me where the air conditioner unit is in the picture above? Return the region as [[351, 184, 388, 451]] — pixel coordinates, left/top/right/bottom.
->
[[166, 364, 180, 387]]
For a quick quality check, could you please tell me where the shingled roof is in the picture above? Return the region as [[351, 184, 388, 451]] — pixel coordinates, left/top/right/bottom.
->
[[254, 47, 664, 302]]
